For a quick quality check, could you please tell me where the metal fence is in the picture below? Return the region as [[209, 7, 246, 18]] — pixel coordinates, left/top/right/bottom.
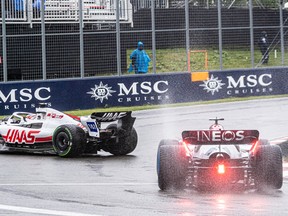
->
[[0, 0, 288, 82]]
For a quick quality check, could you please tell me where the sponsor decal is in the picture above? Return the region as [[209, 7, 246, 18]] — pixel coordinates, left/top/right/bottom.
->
[[87, 80, 169, 104], [200, 74, 273, 96], [3, 129, 41, 144], [196, 130, 245, 142], [95, 112, 127, 121], [200, 75, 225, 95], [182, 130, 259, 144], [0, 87, 52, 111], [86, 122, 98, 132], [87, 82, 116, 103], [226, 74, 273, 95], [46, 113, 64, 119]]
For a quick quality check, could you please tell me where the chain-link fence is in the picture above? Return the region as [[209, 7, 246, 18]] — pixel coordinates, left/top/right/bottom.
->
[[0, 0, 287, 82]]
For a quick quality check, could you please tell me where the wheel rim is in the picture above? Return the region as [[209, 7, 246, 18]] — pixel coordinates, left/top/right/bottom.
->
[[56, 132, 71, 151]]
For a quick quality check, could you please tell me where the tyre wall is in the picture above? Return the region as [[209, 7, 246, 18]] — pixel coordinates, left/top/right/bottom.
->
[[0, 67, 288, 115]]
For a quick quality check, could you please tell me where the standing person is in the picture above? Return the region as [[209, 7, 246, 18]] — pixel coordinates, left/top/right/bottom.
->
[[258, 31, 269, 64], [128, 41, 151, 74]]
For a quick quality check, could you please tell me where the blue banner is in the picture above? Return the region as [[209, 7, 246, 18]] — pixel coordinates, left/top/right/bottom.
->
[[0, 68, 287, 115]]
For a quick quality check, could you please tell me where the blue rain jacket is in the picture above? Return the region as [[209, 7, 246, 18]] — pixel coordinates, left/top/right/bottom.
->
[[129, 42, 151, 73]]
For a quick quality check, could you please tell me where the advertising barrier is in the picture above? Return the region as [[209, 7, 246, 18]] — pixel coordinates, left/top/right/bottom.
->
[[0, 68, 287, 115]]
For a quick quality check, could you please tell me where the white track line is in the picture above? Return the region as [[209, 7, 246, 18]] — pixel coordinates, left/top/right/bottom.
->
[[0, 182, 157, 186], [0, 204, 101, 216]]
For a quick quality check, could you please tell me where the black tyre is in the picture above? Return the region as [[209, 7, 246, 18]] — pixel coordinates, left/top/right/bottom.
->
[[258, 139, 270, 145], [157, 145, 187, 190], [157, 139, 179, 175], [255, 145, 283, 190], [159, 139, 179, 147], [52, 124, 86, 158], [105, 124, 138, 156]]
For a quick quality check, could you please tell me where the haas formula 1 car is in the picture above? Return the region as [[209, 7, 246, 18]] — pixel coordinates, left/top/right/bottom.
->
[[157, 118, 283, 191], [0, 104, 137, 157]]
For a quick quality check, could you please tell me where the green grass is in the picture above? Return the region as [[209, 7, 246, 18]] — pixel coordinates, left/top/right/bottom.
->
[[125, 47, 288, 74]]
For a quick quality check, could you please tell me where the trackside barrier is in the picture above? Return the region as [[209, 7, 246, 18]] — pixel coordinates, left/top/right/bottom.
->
[[0, 67, 288, 115]]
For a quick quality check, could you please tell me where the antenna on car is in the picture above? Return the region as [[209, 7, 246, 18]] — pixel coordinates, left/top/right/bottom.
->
[[209, 117, 224, 125]]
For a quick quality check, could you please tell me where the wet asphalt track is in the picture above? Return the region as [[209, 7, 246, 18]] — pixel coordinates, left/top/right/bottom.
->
[[0, 97, 288, 216]]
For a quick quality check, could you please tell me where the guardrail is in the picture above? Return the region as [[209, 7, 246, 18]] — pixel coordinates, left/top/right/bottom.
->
[[0, 0, 132, 23]]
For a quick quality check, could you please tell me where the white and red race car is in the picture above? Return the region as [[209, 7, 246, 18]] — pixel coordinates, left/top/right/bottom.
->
[[157, 118, 283, 191], [0, 104, 137, 157]]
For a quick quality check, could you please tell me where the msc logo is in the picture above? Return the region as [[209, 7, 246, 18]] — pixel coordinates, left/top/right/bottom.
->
[[87, 80, 169, 103], [87, 82, 116, 103], [0, 87, 51, 103], [200, 75, 225, 95]]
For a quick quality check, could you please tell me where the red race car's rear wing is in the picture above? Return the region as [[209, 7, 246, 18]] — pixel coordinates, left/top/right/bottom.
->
[[182, 130, 259, 145]]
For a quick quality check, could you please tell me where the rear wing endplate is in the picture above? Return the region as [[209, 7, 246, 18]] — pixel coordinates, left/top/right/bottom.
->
[[91, 111, 132, 122], [182, 130, 259, 145]]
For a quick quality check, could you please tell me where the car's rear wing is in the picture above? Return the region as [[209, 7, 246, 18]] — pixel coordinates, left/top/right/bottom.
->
[[91, 111, 136, 134], [91, 112, 133, 122], [182, 130, 259, 145]]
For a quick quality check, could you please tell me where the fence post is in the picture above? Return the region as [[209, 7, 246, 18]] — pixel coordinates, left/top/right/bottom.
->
[[151, 0, 156, 74], [185, 0, 190, 72], [116, 0, 121, 76], [279, 1, 285, 66], [41, 0, 47, 80], [249, 0, 254, 68], [1, 0, 7, 82], [79, 0, 85, 78], [217, 0, 223, 70], [27, 0, 33, 28]]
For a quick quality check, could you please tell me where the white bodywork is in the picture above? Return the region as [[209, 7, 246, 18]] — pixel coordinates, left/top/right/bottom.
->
[[0, 107, 100, 145], [191, 144, 250, 159]]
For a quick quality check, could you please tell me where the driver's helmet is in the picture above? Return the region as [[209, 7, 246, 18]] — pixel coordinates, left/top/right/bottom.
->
[[36, 112, 45, 120], [209, 124, 224, 130]]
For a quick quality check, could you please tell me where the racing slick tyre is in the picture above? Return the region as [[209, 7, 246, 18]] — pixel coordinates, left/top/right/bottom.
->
[[255, 145, 283, 190], [157, 139, 180, 175], [157, 145, 187, 190], [105, 124, 138, 156], [52, 124, 86, 158]]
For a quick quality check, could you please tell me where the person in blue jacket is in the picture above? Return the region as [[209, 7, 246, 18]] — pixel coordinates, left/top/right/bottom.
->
[[129, 41, 151, 74]]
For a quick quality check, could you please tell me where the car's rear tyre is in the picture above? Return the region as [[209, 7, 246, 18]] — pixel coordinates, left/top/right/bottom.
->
[[258, 139, 270, 145], [157, 145, 187, 190], [105, 124, 138, 156], [255, 145, 283, 190], [52, 124, 86, 158], [157, 139, 179, 175]]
